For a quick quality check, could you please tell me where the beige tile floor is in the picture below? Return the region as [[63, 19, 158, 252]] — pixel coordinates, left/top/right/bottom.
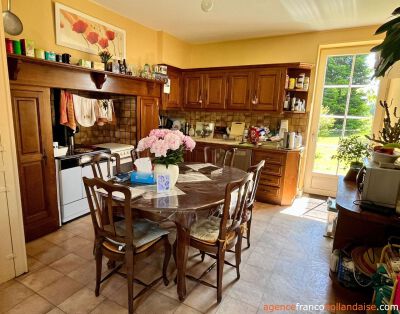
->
[[0, 196, 346, 314]]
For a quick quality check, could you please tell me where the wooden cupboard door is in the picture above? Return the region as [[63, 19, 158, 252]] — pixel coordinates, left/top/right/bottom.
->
[[183, 73, 203, 109], [137, 97, 159, 141], [227, 71, 251, 110], [11, 87, 59, 241], [252, 68, 284, 111], [204, 73, 226, 109], [163, 69, 181, 110]]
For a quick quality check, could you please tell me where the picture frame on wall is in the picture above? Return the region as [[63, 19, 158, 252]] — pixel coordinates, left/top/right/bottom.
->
[[55, 2, 126, 59]]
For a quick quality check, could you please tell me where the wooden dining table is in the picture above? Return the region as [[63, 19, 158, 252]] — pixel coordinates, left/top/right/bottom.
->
[[125, 163, 248, 301]]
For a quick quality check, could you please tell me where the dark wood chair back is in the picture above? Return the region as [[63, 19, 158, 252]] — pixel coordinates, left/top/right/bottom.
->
[[80, 152, 121, 179], [130, 149, 140, 163], [83, 177, 133, 249], [219, 172, 253, 241], [204, 146, 237, 167], [246, 160, 265, 207]]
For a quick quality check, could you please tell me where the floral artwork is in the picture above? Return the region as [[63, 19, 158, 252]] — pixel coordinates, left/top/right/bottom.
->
[[137, 129, 196, 166], [55, 3, 126, 59]]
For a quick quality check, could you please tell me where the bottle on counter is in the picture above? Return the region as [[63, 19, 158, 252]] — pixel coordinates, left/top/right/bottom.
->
[[189, 125, 195, 136], [295, 132, 303, 148], [184, 122, 189, 135], [288, 132, 296, 149]]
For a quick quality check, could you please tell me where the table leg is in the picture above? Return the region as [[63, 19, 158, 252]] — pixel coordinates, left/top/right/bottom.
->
[[175, 221, 190, 301], [174, 213, 194, 302]]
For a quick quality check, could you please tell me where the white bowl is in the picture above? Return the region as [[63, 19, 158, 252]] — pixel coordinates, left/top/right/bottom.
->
[[372, 151, 400, 164]]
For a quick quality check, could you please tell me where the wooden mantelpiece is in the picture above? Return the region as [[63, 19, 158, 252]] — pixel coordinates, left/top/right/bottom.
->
[[7, 54, 162, 97]]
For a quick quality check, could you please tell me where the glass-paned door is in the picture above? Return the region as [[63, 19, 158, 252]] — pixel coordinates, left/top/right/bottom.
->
[[313, 54, 378, 175], [304, 45, 381, 196]]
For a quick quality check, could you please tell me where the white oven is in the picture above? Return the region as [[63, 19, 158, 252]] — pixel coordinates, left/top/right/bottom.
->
[[93, 143, 135, 174]]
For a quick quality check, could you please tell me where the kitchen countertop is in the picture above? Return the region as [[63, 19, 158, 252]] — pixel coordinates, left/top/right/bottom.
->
[[194, 137, 304, 153]]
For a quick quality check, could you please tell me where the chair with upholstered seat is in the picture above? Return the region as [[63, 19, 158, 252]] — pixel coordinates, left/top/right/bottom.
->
[[241, 160, 265, 248], [203, 146, 237, 167], [83, 177, 171, 314], [178, 172, 252, 303]]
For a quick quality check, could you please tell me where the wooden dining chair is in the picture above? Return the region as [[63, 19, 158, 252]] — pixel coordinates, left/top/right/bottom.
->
[[83, 177, 171, 314], [241, 160, 265, 248], [203, 146, 237, 167], [178, 172, 252, 303], [130, 148, 140, 163], [80, 152, 121, 179]]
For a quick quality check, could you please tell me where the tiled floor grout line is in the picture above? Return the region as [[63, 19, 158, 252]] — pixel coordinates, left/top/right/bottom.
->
[[2, 197, 339, 314]]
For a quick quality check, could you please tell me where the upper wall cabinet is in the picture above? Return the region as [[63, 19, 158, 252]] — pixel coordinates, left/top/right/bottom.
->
[[162, 67, 182, 110], [183, 72, 203, 109], [226, 70, 252, 110], [204, 72, 227, 110], [252, 68, 284, 111], [173, 62, 313, 113]]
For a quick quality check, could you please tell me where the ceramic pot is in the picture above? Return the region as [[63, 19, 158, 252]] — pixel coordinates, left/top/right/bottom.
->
[[153, 164, 179, 187]]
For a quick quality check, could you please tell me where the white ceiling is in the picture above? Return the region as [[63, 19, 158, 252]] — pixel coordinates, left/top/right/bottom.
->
[[93, 0, 399, 43]]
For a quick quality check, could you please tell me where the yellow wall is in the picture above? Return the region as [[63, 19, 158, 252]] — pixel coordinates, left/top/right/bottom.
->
[[2, 0, 384, 70], [188, 25, 383, 68], [1, 0, 189, 68]]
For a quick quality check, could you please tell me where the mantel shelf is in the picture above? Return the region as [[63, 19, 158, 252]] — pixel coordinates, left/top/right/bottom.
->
[[6, 54, 163, 97]]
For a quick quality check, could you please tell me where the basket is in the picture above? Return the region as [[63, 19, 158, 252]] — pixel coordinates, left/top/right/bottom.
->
[[372, 238, 400, 314], [337, 253, 372, 288]]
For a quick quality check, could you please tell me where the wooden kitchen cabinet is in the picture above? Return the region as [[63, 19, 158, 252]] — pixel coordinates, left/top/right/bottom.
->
[[162, 67, 182, 110], [183, 72, 203, 109], [137, 96, 159, 141], [226, 70, 251, 110], [10, 85, 59, 241], [252, 68, 284, 111], [204, 72, 227, 109], [252, 149, 301, 205]]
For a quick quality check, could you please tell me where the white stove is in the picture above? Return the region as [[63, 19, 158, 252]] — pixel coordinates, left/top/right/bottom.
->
[[93, 143, 135, 174], [93, 143, 134, 159]]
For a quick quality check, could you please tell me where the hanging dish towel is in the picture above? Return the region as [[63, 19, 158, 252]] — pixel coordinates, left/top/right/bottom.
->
[[96, 99, 115, 126], [72, 94, 97, 127], [59, 90, 76, 131]]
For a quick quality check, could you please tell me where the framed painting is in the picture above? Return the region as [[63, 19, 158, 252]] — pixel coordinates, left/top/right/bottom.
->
[[55, 3, 126, 59]]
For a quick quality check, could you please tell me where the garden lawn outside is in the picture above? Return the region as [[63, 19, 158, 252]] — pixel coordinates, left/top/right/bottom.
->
[[314, 135, 346, 175]]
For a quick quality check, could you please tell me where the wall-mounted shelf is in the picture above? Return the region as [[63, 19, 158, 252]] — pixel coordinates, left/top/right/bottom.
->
[[6, 54, 163, 97]]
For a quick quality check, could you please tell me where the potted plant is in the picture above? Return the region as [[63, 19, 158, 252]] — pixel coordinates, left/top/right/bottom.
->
[[136, 129, 196, 187], [371, 7, 400, 77], [98, 51, 112, 71], [365, 100, 400, 163], [332, 135, 370, 181]]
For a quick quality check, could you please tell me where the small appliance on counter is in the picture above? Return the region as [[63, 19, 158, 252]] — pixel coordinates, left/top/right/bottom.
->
[[227, 122, 245, 141], [356, 159, 400, 214], [194, 122, 215, 138]]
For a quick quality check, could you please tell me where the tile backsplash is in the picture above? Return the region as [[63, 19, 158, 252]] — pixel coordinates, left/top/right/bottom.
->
[[162, 110, 309, 142], [51, 89, 137, 146], [74, 96, 137, 145]]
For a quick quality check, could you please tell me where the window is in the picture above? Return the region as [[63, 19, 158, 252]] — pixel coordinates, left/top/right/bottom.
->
[[313, 53, 378, 175]]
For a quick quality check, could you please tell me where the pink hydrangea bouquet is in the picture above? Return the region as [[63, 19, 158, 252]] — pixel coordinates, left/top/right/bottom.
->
[[137, 129, 196, 166]]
